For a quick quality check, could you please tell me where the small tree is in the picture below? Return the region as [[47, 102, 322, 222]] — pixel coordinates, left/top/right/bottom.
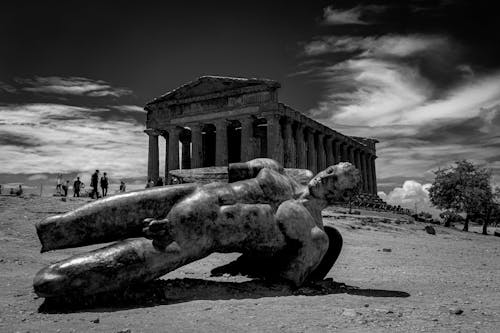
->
[[429, 160, 493, 232], [481, 187, 500, 235]]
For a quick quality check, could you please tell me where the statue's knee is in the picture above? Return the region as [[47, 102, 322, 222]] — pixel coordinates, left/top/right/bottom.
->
[[33, 265, 69, 298]]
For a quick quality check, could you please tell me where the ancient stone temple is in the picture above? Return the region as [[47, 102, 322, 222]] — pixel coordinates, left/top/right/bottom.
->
[[144, 76, 378, 194]]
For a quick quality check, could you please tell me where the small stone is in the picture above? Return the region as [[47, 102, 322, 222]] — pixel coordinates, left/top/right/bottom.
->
[[116, 330, 131, 333], [342, 309, 358, 317], [449, 308, 463, 315], [431, 318, 438, 321], [91, 318, 100, 323], [382, 248, 392, 252], [61, 197, 67, 202], [424, 225, 436, 235], [364, 303, 369, 307]]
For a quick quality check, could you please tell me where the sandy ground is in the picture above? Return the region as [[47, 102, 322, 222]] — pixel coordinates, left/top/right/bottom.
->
[[0, 195, 499, 332]]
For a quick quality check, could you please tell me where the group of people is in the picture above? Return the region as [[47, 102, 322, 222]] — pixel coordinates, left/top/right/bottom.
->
[[55, 171, 127, 199], [145, 177, 164, 188]]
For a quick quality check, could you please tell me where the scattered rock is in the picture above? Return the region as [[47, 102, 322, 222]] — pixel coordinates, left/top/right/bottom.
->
[[425, 225, 436, 235], [494, 230, 500, 237], [364, 303, 369, 307], [116, 330, 131, 333], [61, 197, 67, 202], [382, 248, 392, 252], [449, 308, 463, 315], [342, 309, 358, 317], [91, 318, 100, 323]]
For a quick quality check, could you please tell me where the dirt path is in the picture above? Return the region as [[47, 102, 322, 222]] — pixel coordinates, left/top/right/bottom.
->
[[0, 196, 499, 332]]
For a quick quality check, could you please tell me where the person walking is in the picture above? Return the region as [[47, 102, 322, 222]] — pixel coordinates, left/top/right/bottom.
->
[[91, 170, 100, 199], [119, 181, 126, 193], [100, 172, 109, 197], [73, 177, 82, 197]]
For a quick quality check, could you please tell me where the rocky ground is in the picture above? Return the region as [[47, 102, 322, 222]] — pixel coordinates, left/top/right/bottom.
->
[[0, 195, 499, 332]]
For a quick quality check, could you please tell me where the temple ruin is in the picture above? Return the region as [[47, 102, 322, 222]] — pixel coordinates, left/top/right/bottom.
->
[[144, 76, 378, 194]]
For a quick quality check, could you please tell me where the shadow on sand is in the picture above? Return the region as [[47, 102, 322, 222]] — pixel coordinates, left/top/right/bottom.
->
[[38, 277, 410, 313]]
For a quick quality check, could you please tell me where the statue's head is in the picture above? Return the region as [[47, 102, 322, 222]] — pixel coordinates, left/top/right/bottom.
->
[[308, 162, 361, 203]]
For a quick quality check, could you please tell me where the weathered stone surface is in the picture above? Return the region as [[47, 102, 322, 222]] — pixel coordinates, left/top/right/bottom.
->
[[34, 159, 360, 298]]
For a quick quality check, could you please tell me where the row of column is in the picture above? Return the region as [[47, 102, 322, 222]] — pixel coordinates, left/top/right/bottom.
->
[[145, 115, 377, 194]]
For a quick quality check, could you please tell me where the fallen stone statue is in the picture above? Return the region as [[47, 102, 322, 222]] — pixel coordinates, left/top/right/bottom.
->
[[34, 158, 360, 298]]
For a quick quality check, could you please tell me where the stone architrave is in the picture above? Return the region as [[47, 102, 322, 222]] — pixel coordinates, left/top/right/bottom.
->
[[145, 129, 160, 182], [240, 116, 254, 162], [317, 133, 325, 171], [191, 123, 203, 168], [214, 119, 228, 166], [295, 123, 307, 169], [325, 137, 334, 167], [167, 126, 181, 173], [307, 129, 317, 173], [283, 118, 296, 168], [266, 114, 284, 165]]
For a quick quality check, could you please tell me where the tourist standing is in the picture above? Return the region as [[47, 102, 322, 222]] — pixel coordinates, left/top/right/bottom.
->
[[100, 172, 109, 197], [155, 177, 164, 187], [91, 170, 100, 199], [56, 173, 62, 194], [73, 177, 82, 197], [62, 180, 69, 197]]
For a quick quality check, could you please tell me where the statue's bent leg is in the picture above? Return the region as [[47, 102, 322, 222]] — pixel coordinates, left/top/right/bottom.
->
[[33, 238, 209, 298], [306, 225, 343, 281]]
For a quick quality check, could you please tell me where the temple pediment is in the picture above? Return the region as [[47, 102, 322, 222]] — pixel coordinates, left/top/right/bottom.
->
[[147, 76, 280, 106]]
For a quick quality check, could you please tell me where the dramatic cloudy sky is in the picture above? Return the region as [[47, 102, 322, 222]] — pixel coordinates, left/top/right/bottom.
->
[[1, 0, 499, 208]]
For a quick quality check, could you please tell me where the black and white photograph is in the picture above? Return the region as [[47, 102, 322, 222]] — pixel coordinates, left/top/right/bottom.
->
[[1, 1, 499, 331]]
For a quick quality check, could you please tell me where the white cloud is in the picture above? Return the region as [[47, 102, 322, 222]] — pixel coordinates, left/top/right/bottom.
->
[[378, 180, 440, 216], [115, 105, 146, 112], [16, 76, 132, 97], [322, 5, 385, 25], [0, 103, 148, 178], [0, 81, 17, 93], [27, 174, 48, 181], [304, 34, 449, 57]]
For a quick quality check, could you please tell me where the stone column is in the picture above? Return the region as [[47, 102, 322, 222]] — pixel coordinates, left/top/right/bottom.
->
[[266, 114, 284, 165], [333, 140, 341, 164], [190, 123, 203, 168], [355, 148, 361, 170], [145, 129, 160, 183], [307, 128, 317, 173], [371, 155, 378, 194], [366, 153, 373, 194], [360, 151, 368, 193], [325, 136, 334, 167], [317, 133, 325, 171], [341, 142, 349, 162], [180, 130, 191, 170], [283, 118, 296, 168], [214, 119, 228, 166], [349, 146, 355, 165], [167, 126, 181, 173], [240, 116, 254, 162], [295, 123, 307, 169], [161, 131, 169, 176]]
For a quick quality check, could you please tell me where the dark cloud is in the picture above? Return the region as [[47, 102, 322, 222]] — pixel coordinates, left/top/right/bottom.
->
[[0, 131, 42, 147]]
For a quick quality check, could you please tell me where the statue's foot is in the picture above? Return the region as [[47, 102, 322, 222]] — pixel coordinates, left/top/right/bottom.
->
[[142, 217, 173, 249], [306, 225, 343, 282]]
